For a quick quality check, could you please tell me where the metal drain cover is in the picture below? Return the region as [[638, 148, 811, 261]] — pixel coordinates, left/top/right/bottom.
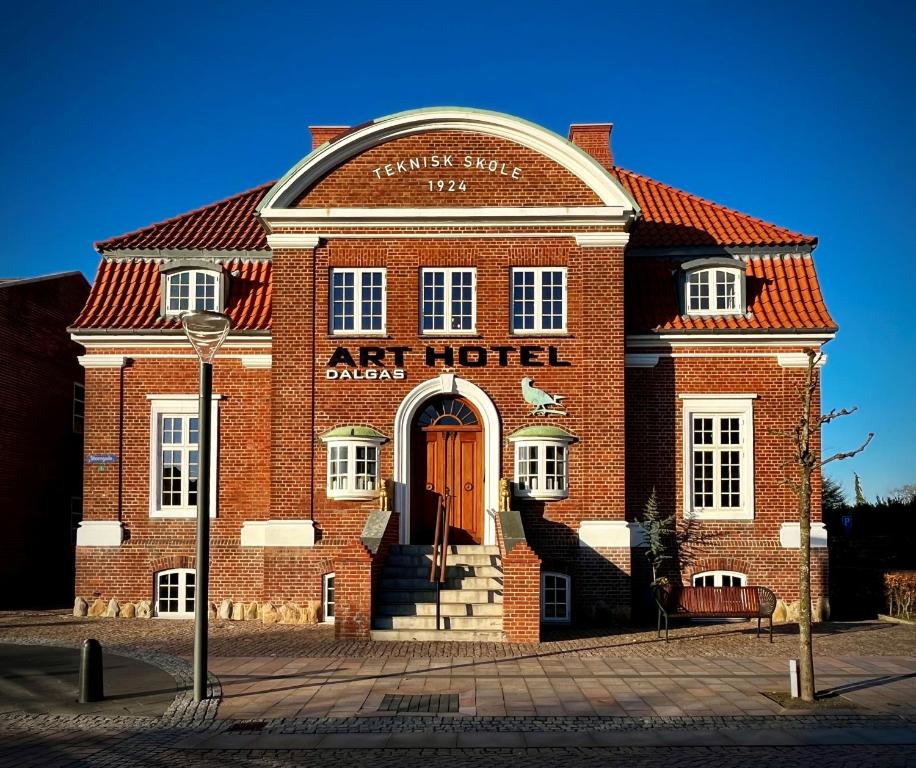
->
[[379, 693, 458, 713]]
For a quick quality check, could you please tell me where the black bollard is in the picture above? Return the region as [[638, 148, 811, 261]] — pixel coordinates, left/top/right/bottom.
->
[[79, 638, 104, 703]]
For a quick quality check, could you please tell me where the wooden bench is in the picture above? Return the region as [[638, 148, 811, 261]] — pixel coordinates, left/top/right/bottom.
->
[[653, 584, 777, 642]]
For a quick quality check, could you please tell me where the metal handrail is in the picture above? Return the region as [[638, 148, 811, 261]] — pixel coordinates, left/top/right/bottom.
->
[[429, 489, 451, 630]]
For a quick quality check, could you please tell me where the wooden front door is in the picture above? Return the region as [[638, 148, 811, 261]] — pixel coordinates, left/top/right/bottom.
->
[[411, 397, 484, 545]]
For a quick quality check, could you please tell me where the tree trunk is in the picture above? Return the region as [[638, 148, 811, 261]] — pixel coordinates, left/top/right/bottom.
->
[[798, 473, 815, 702]]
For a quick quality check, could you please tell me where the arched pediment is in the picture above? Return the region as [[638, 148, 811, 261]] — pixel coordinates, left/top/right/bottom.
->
[[256, 107, 639, 229]]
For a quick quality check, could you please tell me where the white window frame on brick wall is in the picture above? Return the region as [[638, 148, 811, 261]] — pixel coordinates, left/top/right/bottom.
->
[[511, 439, 571, 500], [154, 568, 196, 619], [148, 394, 219, 519], [510, 267, 567, 334], [163, 269, 223, 316], [419, 267, 477, 335], [329, 268, 387, 335], [320, 428, 386, 501], [692, 570, 747, 587], [682, 258, 746, 317], [680, 394, 756, 521], [322, 572, 335, 623], [541, 571, 572, 624]]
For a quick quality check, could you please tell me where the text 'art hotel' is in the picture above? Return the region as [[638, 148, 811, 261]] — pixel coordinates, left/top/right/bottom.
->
[[71, 108, 835, 640]]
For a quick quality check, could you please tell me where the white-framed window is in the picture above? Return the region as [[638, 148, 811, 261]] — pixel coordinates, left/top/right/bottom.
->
[[330, 268, 386, 334], [70, 497, 83, 545], [322, 573, 336, 623], [682, 259, 745, 316], [73, 382, 85, 434], [511, 267, 567, 334], [541, 571, 571, 624], [509, 429, 574, 501], [692, 570, 747, 587], [420, 268, 476, 334], [320, 427, 386, 500], [681, 395, 755, 520], [148, 395, 219, 518], [155, 568, 195, 618], [163, 269, 222, 315]]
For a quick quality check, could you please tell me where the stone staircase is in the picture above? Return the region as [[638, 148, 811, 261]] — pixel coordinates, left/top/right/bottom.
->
[[370, 544, 505, 641]]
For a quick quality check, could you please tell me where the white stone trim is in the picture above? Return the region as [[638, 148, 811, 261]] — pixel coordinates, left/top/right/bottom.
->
[[625, 353, 659, 368], [627, 333, 835, 348], [79, 354, 130, 368], [241, 354, 272, 369], [264, 207, 629, 228], [258, 108, 639, 222], [72, 333, 271, 349], [266, 233, 321, 249], [779, 522, 828, 549], [240, 520, 315, 547], [679, 393, 758, 400], [574, 232, 630, 248], [777, 352, 828, 368], [578, 521, 645, 548], [75, 520, 125, 547], [393, 373, 500, 546]]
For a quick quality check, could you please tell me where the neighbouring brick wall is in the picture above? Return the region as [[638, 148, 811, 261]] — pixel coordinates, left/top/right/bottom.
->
[[495, 511, 541, 642]]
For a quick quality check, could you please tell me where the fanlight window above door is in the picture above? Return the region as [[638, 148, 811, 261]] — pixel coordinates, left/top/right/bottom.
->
[[417, 398, 479, 427]]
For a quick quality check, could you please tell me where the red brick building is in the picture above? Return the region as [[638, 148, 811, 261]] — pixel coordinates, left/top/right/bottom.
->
[[1, 271, 90, 607], [71, 108, 835, 640]]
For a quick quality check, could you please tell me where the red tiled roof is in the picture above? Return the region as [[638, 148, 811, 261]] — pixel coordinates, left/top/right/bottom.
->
[[613, 168, 817, 249], [94, 183, 274, 253], [71, 259, 271, 331], [625, 255, 836, 333]]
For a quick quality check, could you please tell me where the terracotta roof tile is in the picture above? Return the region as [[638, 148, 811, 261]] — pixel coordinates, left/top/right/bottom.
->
[[613, 168, 817, 249], [625, 255, 836, 333], [71, 259, 271, 331]]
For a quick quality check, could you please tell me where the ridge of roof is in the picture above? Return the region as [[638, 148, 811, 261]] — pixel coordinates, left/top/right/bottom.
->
[[94, 182, 275, 253]]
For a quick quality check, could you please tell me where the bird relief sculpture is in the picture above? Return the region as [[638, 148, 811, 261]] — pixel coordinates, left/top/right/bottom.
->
[[520, 377, 567, 416]]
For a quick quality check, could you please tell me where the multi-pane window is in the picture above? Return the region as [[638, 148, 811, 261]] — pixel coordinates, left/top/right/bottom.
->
[[155, 569, 195, 618], [511, 268, 566, 333], [165, 270, 220, 314], [541, 572, 571, 623], [323, 573, 336, 623], [682, 396, 754, 519], [692, 571, 747, 587], [685, 268, 741, 314], [514, 440, 570, 500], [149, 395, 218, 517], [420, 268, 476, 333], [159, 415, 200, 510], [325, 441, 381, 498], [73, 383, 85, 434], [330, 268, 386, 333]]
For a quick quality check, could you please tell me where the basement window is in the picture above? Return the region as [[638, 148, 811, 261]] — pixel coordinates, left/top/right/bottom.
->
[[155, 568, 195, 618], [323, 573, 336, 623], [692, 570, 747, 587], [541, 571, 571, 624]]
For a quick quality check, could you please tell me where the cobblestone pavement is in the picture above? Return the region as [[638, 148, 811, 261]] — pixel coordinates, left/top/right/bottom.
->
[[1, 612, 915, 767], [2, 610, 914, 658]]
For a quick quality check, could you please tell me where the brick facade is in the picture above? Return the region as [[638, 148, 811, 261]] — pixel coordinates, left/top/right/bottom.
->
[[73, 109, 835, 639]]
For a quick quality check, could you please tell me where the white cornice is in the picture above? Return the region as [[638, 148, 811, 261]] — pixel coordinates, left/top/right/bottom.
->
[[266, 233, 321, 249], [679, 393, 758, 400], [241, 354, 272, 369], [777, 352, 828, 368], [626, 332, 835, 349], [79, 354, 130, 369], [575, 232, 630, 248], [72, 333, 271, 349], [624, 353, 660, 367]]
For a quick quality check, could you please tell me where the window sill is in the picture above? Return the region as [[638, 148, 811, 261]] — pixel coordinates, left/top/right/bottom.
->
[[154, 613, 194, 620], [150, 510, 217, 519], [685, 509, 754, 521], [541, 617, 572, 625], [327, 491, 378, 502], [515, 490, 569, 502], [328, 331, 388, 338], [511, 330, 569, 337], [420, 331, 479, 337]]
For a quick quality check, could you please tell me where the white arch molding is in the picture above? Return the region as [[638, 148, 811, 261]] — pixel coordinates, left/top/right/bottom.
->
[[393, 373, 501, 546]]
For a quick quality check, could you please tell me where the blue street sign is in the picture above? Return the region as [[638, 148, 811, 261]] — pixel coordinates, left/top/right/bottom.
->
[[87, 454, 118, 465]]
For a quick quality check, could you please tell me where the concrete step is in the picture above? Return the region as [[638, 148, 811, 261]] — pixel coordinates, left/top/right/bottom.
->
[[382, 565, 503, 579], [382, 589, 502, 604], [372, 614, 503, 631], [376, 602, 504, 617], [391, 545, 500, 556], [370, 628, 505, 642], [385, 553, 501, 568], [381, 577, 503, 591]]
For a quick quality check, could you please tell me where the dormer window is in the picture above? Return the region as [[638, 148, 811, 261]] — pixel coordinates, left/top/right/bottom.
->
[[160, 262, 225, 317], [681, 258, 745, 316]]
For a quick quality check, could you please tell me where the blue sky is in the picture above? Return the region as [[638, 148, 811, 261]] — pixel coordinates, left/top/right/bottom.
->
[[1, 1, 913, 499]]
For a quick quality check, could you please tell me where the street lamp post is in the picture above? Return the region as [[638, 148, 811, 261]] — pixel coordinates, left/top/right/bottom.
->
[[181, 310, 231, 702]]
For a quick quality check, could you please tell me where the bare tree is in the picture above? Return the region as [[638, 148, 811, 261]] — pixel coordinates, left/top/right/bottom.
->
[[777, 348, 873, 702]]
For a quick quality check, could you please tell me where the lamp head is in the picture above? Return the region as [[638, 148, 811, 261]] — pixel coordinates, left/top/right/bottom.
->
[[181, 310, 231, 363]]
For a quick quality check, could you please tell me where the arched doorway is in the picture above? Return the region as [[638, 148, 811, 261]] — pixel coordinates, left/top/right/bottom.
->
[[411, 396, 484, 545]]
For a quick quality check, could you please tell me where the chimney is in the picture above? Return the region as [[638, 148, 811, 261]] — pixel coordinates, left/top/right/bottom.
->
[[567, 124, 614, 169], [310, 125, 350, 150]]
